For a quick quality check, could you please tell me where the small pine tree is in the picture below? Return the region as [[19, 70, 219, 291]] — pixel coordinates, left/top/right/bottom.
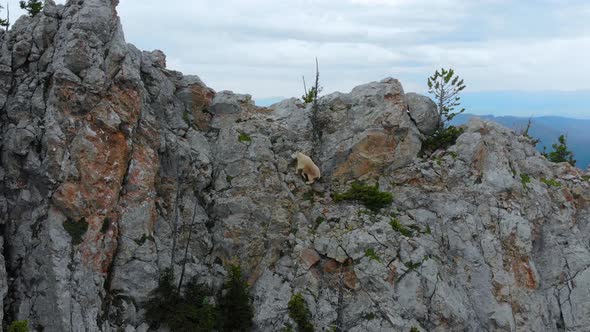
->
[[144, 269, 181, 329], [217, 265, 254, 331], [427, 68, 466, 128], [422, 68, 467, 154], [145, 269, 217, 332], [8, 320, 29, 332], [301, 71, 322, 105], [19, 0, 43, 17], [301, 86, 320, 104], [181, 278, 216, 331], [543, 134, 576, 166]]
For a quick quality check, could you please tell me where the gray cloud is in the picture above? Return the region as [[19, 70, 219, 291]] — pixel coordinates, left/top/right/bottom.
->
[[117, 0, 590, 99]]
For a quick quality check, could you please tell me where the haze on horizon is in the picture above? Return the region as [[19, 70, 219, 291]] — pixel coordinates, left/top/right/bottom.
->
[[6, 0, 589, 118]]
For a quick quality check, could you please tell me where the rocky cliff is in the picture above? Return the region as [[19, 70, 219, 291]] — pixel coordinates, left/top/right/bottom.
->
[[1, 1, 590, 331]]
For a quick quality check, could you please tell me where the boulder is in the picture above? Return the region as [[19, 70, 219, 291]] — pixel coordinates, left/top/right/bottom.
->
[[405, 92, 440, 135], [314, 77, 422, 181]]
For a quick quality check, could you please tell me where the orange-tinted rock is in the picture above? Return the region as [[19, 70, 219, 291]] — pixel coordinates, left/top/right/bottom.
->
[[512, 259, 538, 289], [387, 265, 397, 285], [343, 266, 358, 289], [52, 83, 142, 223], [300, 248, 321, 269], [52, 127, 129, 220], [322, 259, 340, 273], [107, 85, 142, 125], [80, 213, 119, 273], [333, 130, 398, 180], [188, 83, 215, 131]]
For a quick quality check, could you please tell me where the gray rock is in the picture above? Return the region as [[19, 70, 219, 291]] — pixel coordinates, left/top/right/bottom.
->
[[405, 92, 440, 135], [314, 77, 422, 181]]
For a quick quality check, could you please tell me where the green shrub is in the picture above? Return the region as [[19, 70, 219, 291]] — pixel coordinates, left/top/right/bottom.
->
[[301, 87, 320, 104], [19, 0, 43, 17], [433, 156, 442, 166], [63, 218, 88, 245], [238, 133, 251, 143], [389, 219, 413, 237], [410, 327, 420, 332], [288, 293, 314, 332], [404, 261, 422, 271], [8, 320, 28, 332], [364, 248, 381, 262], [543, 134, 576, 166], [422, 126, 464, 154], [582, 175, 590, 182], [181, 279, 216, 331], [520, 173, 531, 188], [218, 265, 254, 331], [145, 269, 216, 332], [332, 182, 393, 211], [145, 269, 181, 329], [541, 177, 561, 188]]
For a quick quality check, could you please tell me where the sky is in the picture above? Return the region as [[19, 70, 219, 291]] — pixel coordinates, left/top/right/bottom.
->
[[5, 0, 590, 118]]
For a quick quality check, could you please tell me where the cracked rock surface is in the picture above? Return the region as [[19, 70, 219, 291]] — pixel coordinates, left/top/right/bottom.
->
[[1, 1, 590, 331]]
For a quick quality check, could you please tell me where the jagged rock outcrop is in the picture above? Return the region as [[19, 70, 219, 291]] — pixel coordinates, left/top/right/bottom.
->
[[1, 1, 590, 331]]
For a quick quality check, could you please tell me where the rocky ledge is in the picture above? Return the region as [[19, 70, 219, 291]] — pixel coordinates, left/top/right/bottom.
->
[[1, 0, 590, 331]]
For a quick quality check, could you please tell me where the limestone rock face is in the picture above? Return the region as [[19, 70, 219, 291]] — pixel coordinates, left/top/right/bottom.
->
[[1, 1, 590, 332]]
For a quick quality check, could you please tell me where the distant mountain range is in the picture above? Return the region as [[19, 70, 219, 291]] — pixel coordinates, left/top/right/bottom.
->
[[459, 90, 590, 119], [452, 114, 590, 170]]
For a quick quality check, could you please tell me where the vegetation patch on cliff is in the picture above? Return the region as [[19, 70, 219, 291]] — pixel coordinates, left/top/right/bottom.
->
[[389, 218, 413, 237], [332, 182, 393, 211], [364, 248, 381, 262], [7, 320, 29, 332], [146, 268, 216, 331], [63, 218, 88, 245], [520, 173, 531, 188], [218, 265, 255, 331], [541, 177, 561, 188], [145, 265, 253, 331], [238, 133, 251, 143], [288, 293, 314, 332], [422, 125, 464, 154]]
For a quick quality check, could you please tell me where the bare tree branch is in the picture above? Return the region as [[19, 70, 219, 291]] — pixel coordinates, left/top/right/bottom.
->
[[178, 197, 199, 291]]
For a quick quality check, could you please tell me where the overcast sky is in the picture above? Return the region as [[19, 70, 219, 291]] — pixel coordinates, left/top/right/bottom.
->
[[6, 0, 590, 117]]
